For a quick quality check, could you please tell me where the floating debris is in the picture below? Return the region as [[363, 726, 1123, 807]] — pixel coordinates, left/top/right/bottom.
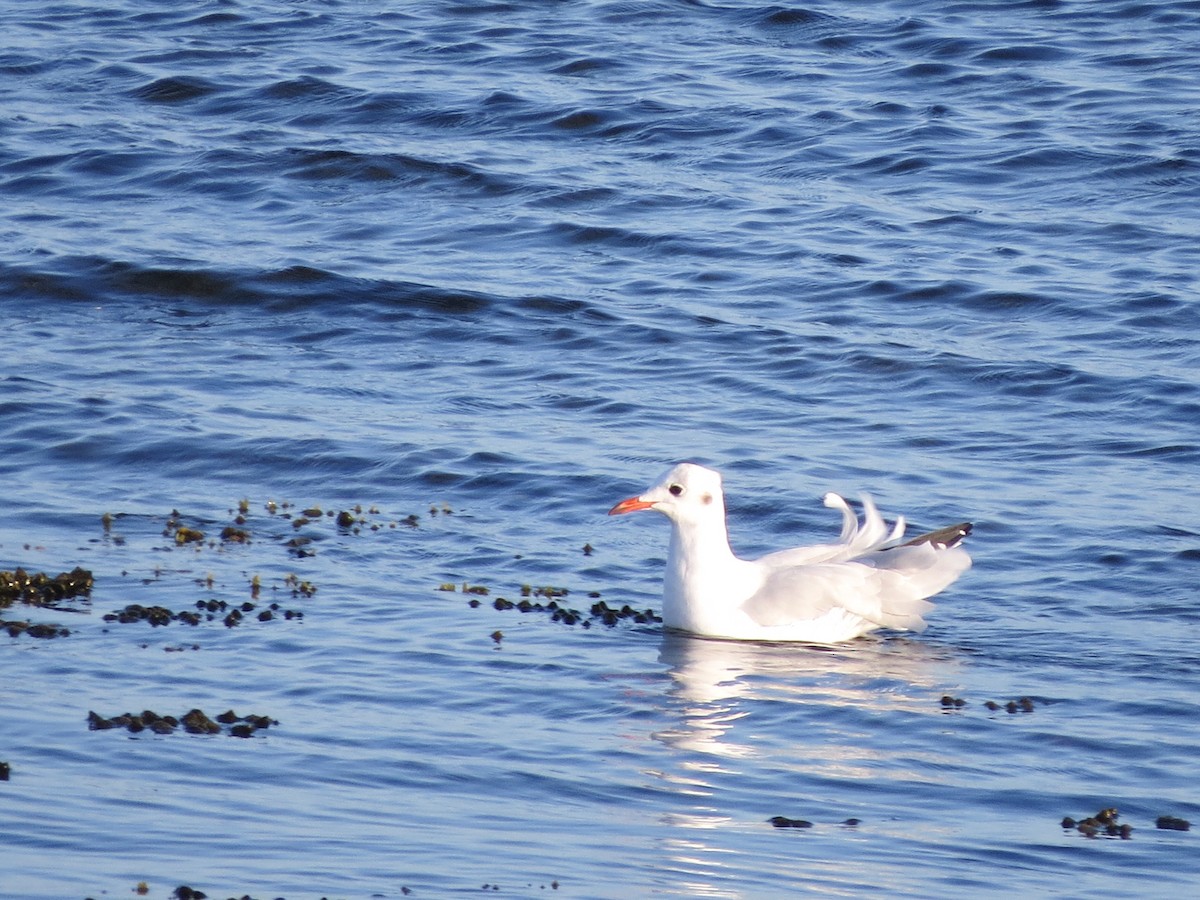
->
[[283, 574, 316, 597], [2, 618, 70, 639], [521, 584, 569, 599], [982, 696, 1037, 713], [1156, 815, 1191, 831], [481, 591, 661, 631], [285, 536, 314, 557], [1061, 807, 1132, 839], [220, 526, 251, 543], [88, 708, 277, 738], [769, 816, 813, 829], [156, 500, 417, 558], [103, 604, 189, 626], [103, 598, 302, 628], [0, 566, 93, 608], [89, 709, 176, 735], [589, 599, 660, 627], [182, 708, 222, 734], [174, 526, 205, 545]]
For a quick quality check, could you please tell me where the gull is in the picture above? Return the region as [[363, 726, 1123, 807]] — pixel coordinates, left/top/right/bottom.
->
[[609, 462, 971, 643]]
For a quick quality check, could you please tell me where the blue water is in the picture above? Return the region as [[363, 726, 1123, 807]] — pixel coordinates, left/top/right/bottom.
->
[[3, 1, 1200, 897]]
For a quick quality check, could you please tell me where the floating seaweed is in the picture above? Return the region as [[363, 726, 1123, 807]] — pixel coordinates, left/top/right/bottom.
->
[[88, 708, 277, 738], [174, 526, 205, 545], [1061, 807, 1133, 839], [0, 566, 89, 637], [768, 816, 813, 829], [1156, 815, 1191, 831], [220, 526, 251, 543], [1, 617, 70, 639], [938, 694, 1042, 714], [102, 599, 303, 628], [0, 566, 93, 609], [156, 888, 417, 900], [982, 697, 1038, 713], [481, 591, 662, 630], [154, 499, 423, 560], [768, 815, 859, 830], [282, 574, 316, 597]]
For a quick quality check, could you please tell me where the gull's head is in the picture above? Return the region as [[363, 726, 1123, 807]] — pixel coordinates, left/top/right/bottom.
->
[[608, 462, 726, 525]]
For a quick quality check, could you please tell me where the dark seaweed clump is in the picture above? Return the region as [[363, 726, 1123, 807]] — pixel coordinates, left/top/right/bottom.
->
[[154, 887, 410, 900], [0, 566, 93, 608], [103, 599, 303, 628], [92, 887, 360, 900], [0, 566, 91, 639], [88, 708, 277, 738], [984, 696, 1038, 713], [1156, 815, 1191, 831], [768, 815, 859, 829], [91, 888, 362, 900], [1060, 807, 1133, 839], [490, 595, 661, 628], [769, 816, 813, 828], [1, 617, 70, 639], [939, 694, 1041, 714], [444, 581, 661, 629]]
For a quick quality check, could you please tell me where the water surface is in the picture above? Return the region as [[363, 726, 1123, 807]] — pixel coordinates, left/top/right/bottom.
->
[[3, 1, 1199, 897]]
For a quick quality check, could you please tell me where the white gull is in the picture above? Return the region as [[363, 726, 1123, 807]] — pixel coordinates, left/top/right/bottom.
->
[[609, 462, 971, 643]]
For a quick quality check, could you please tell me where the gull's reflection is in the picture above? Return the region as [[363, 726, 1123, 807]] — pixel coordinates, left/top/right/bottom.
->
[[645, 633, 967, 897], [655, 631, 962, 760]]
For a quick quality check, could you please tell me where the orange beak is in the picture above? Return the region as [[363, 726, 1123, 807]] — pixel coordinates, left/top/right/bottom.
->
[[608, 496, 654, 515]]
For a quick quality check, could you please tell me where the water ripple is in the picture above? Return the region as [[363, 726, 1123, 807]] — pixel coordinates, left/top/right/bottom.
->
[[3, 0, 1200, 896]]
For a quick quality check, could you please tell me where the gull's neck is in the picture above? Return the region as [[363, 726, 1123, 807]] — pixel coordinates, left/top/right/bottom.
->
[[668, 513, 737, 567], [662, 506, 750, 632]]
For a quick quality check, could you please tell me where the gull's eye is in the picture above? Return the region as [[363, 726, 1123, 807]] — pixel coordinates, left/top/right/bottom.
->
[[668, 483, 684, 497]]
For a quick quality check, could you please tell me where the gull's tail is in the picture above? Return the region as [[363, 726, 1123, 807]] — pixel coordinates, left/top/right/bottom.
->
[[902, 522, 972, 549]]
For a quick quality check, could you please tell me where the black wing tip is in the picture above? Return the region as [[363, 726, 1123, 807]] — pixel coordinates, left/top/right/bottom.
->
[[904, 522, 972, 549]]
